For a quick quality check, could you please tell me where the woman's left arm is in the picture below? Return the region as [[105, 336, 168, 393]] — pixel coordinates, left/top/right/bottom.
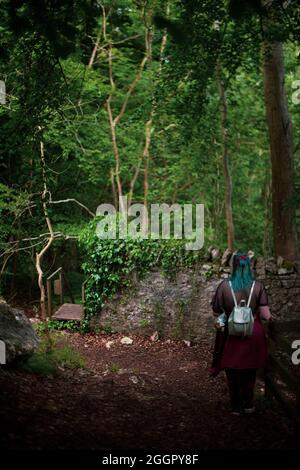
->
[[211, 281, 225, 316], [258, 283, 272, 321]]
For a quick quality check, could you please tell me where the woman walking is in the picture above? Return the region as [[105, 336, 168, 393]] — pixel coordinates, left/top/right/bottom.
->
[[210, 252, 272, 415]]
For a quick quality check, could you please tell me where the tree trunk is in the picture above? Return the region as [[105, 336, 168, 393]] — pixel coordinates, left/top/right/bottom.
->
[[217, 63, 235, 252], [262, 173, 272, 258], [142, 116, 152, 221], [36, 134, 54, 351], [110, 168, 118, 209], [262, 41, 299, 261]]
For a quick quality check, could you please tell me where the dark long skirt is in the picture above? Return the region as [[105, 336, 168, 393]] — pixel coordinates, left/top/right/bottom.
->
[[220, 317, 268, 369], [210, 317, 268, 376]]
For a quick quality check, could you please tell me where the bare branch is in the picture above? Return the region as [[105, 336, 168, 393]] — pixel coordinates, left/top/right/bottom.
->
[[35, 133, 55, 332], [48, 197, 95, 217], [114, 55, 148, 126], [110, 168, 118, 209], [0, 233, 79, 261], [106, 96, 125, 212], [88, 19, 103, 69], [128, 158, 143, 208], [108, 43, 115, 89]]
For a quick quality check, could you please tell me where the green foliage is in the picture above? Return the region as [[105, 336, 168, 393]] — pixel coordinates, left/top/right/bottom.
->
[[20, 333, 86, 376], [100, 324, 114, 335], [21, 351, 58, 376], [154, 302, 165, 335], [35, 318, 90, 334], [139, 318, 151, 328], [79, 218, 204, 317], [0, 184, 31, 245], [109, 362, 121, 374], [0, 0, 299, 307]]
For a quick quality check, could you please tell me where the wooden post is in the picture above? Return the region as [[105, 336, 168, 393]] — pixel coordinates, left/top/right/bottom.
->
[[81, 280, 87, 321], [59, 271, 64, 305], [82, 282, 85, 305], [47, 279, 52, 317]]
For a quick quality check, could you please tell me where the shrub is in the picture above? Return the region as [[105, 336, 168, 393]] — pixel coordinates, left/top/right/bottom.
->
[[20, 333, 86, 376]]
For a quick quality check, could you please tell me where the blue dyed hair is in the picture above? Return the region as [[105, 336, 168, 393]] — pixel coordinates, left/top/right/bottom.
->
[[230, 251, 254, 292]]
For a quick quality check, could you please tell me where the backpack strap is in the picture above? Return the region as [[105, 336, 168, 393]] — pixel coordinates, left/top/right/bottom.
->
[[228, 280, 238, 307], [229, 280, 255, 307], [247, 281, 255, 308]]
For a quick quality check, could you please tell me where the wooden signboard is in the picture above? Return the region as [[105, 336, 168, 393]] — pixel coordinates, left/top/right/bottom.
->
[[54, 278, 62, 296]]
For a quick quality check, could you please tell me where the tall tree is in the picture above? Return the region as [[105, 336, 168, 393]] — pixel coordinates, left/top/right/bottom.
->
[[217, 61, 235, 251], [158, 0, 299, 258], [228, 0, 299, 259], [262, 40, 299, 261]]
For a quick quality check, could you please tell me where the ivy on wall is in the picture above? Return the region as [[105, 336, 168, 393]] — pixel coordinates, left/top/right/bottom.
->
[[79, 219, 205, 327]]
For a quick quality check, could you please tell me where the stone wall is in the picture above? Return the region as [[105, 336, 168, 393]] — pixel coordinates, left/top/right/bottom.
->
[[254, 257, 300, 321], [91, 254, 300, 342]]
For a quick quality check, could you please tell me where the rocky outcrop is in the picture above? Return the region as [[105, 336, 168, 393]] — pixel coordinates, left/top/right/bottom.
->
[[0, 301, 39, 364], [91, 251, 300, 342]]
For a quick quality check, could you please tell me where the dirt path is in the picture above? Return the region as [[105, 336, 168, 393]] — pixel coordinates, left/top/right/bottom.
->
[[0, 332, 299, 450]]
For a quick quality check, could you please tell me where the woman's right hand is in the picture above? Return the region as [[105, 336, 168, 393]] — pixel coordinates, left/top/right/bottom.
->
[[214, 320, 223, 330]]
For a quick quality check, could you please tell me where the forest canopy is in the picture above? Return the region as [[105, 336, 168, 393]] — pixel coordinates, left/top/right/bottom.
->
[[0, 0, 299, 315]]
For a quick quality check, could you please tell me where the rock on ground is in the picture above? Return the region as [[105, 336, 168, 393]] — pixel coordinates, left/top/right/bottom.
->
[[0, 301, 39, 364]]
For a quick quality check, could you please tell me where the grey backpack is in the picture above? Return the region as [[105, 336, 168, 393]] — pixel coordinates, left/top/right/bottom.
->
[[228, 280, 255, 337]]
